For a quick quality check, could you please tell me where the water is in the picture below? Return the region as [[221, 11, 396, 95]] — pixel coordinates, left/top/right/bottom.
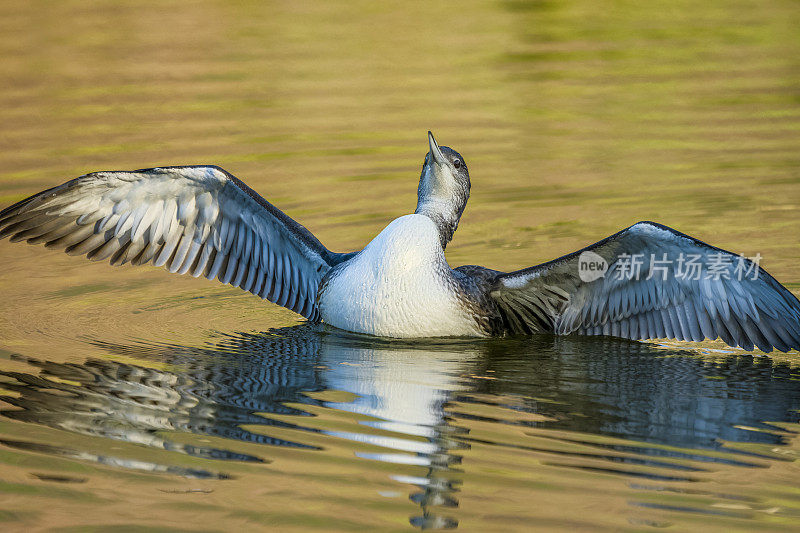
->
[[1, 0, 799, 530], [1, 332, 800, 530]]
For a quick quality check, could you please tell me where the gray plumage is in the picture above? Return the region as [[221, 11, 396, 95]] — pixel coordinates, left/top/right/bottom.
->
[[0, 165, 351, 321], [464, 221, 800, 352]]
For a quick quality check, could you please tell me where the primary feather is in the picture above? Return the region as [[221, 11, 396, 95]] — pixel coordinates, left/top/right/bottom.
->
[[0, 165, 347, 321], [484, 221, 800, 352]]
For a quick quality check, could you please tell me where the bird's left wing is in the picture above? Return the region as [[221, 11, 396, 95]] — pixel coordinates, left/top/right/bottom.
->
[[0, 165, 348, 321], [478, 221, 800, 352]]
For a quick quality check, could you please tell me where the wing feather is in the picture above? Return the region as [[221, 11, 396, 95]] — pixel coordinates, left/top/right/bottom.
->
[[0, 165, 348, 321], [485, 221, 800, 352]]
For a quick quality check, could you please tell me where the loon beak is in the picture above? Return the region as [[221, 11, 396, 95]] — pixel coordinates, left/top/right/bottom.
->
[[428, 131, 446, 166]]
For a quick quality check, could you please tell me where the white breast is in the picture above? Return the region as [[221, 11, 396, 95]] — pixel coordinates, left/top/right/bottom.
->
[[318, 214, 485, 338]]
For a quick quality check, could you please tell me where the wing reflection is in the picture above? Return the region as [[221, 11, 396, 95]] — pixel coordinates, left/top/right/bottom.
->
[[1, 328, 800, 530], [471, 336, 800, 449]]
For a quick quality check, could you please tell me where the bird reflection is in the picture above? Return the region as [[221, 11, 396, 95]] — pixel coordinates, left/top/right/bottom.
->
[[0, 326, 478, 528], [1, 328, 800, 530]]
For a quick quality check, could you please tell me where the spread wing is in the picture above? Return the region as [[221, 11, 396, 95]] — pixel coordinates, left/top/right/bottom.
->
[[0, 165, 350, 321], [481, 221, 800, 352]]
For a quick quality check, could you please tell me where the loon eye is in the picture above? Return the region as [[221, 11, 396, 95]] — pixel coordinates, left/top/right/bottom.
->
[[453, 159, 462, 170]]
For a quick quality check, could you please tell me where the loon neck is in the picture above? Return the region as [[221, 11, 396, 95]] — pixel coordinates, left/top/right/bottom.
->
[[415, 199, 461, 249]]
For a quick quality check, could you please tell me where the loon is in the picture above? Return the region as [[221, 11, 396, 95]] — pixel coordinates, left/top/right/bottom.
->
[[1, 132, 799, 351]]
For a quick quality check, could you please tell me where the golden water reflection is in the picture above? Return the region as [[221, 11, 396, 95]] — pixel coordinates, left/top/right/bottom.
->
[[1, 329, 799, 530]]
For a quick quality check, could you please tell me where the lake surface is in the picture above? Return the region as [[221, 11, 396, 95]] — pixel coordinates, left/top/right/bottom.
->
[[0, 0, 799, 530]]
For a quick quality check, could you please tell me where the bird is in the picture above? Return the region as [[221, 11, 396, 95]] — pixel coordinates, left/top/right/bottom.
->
[[1, 132, 799, 351]]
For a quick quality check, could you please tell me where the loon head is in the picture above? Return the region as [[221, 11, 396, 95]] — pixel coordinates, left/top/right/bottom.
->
[[415, 131, 471, 248]]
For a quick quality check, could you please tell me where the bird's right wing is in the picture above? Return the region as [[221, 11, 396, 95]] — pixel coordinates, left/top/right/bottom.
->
[[0, 165, 347, 321], [483, 221, 800, 352]]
